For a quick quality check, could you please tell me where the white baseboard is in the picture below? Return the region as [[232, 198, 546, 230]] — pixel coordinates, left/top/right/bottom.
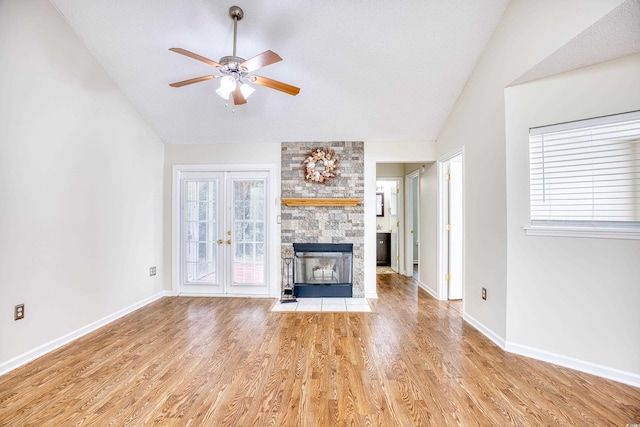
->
[[177, 292, 271, 298], [505, 341, 640, 388], [462, 313, 640, 388], [0, 290, 171, 377], [462, 312, 507, 349], [417, 280, 439, 300]]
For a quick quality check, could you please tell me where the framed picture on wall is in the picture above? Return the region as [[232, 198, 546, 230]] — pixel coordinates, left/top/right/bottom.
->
[[376, 192, 384, 217]]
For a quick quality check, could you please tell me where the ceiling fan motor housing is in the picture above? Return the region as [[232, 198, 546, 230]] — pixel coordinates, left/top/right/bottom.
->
[[219, 55, 247, 72]]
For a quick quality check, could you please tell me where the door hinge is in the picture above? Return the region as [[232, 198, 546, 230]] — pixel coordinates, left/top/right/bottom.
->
[[446, 224, 452, 231], [445, 274, 450, 281], [446, 173, 451, 181], [397, 256, 400, 261], [396, 221, 400, 227]]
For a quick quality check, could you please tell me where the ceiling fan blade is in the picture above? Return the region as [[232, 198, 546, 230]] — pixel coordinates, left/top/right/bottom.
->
[[169, 48, 222, 68], [251, 76, 300, 96], [169, 75, 217, 87], [239, 50, 282, 72], [232, 83, 247, 105]]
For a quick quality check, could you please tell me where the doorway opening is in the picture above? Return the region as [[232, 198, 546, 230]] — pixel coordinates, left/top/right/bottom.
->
[[375, 178, 402, 274], [374, 163, 425, 281]]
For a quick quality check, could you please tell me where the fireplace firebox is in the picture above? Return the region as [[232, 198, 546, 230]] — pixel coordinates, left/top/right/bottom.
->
[[293, 243, 353, 297]]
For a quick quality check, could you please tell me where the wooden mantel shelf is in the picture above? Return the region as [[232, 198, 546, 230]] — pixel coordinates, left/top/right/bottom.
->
[[281, 198, 363, 207]]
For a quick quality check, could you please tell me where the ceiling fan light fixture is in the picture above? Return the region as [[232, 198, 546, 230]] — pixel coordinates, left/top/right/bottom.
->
[[216, 75, 236, 100], [240, 83, 255, 99], [220, 75, 236, 91], [216, 86, 231, 100]]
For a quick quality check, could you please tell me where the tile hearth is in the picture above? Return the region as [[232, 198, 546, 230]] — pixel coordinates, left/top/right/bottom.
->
[[271, 298, 371, 313]]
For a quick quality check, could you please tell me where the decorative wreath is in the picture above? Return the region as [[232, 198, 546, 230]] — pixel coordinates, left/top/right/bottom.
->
[[302, 148, 339, 184]]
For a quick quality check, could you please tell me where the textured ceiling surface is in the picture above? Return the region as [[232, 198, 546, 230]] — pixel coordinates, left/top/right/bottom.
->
[[49, 0, 510, 145], [512, 0, 640, 86]]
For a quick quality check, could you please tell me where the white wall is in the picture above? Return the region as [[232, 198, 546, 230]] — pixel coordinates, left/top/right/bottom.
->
[[505, 54, 640, 379], [0, 0, 165, 371], [163, 143, 281, 295], [435, 0, 626, 343], [376, 163, 405, 177]]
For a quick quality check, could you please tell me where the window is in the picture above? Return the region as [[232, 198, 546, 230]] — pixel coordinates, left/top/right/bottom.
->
[[527, 111, 640, 238]]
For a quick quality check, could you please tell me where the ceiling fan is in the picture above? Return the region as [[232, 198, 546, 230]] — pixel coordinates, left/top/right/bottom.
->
[[169, 5, 300, 107]]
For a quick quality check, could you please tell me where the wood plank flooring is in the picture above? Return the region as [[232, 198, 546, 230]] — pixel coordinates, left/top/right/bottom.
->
[[1, 274, 639, 426]]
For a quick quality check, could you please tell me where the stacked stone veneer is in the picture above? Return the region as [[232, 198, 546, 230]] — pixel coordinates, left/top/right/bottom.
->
[[281, 141, 364, 297]]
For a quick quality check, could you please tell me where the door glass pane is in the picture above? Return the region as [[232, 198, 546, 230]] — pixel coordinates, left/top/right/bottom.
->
[[184, 179, 219, 284], [232, 179, 266, 285], [244, 222, 254, 240], [234, 221, 244, 242], [256, 222, 264, 241]]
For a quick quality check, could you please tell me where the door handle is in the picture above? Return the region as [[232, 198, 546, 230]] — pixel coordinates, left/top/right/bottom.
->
[[226, 239, 231, 245], [217, 239, 223, 245]]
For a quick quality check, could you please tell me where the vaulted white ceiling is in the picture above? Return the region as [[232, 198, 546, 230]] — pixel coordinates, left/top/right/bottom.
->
[[49, 0, 511, 145]]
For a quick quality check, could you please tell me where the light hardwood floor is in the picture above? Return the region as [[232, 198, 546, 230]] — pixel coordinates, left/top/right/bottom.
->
[[1, 274, 639, 426]]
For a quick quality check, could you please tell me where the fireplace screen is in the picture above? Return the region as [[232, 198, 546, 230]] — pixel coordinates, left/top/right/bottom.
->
[[293, 243, 353, 287]]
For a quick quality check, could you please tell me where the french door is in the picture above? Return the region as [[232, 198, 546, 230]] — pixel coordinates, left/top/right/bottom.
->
[[177, 169, 269, 296]]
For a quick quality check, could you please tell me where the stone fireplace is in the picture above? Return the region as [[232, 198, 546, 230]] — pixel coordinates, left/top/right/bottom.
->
[[281, 141, 364, 297]]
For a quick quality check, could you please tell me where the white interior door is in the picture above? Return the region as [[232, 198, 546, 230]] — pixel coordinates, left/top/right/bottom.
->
[[447, 158, 463, 300], [404, 171, 419, 277], [389, 180, 400, 272], [178, 170, 269, 296]]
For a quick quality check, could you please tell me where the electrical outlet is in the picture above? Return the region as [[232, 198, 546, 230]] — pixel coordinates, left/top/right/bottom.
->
[[482, 288, 487, 300], [15, 304, 24, 320], [149, 266, 157, 276]]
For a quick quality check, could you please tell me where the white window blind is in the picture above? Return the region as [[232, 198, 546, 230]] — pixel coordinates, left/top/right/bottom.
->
[[529, 111, 640, 228]]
